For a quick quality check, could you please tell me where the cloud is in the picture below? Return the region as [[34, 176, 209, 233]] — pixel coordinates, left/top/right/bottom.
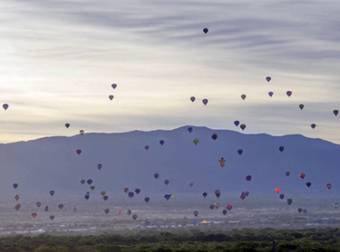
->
[[0, 0, 340, 143]]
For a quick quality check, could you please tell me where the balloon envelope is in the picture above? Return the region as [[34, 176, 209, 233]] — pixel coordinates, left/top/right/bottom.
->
[[240, 124, 246, 130], [274, 187, 281, 193]]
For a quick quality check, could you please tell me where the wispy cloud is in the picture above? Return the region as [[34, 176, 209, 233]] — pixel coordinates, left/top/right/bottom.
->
[[0, 0, 339, 143]]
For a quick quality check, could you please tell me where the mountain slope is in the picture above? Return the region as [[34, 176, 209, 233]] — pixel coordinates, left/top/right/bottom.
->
[[1, 126, 339, 201]]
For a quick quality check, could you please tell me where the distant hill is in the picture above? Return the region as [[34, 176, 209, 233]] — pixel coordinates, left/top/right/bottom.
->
[[1, 126, 339, 201]]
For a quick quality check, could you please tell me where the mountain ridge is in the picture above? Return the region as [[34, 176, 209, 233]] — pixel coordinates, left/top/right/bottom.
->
[[2, 125, 338, 147]]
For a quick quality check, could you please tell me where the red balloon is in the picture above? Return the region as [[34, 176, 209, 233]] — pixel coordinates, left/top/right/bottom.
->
[[274, 187, 281, 193]]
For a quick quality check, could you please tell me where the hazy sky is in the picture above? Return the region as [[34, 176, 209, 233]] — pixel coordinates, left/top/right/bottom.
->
[[1, 0, 340, 143]]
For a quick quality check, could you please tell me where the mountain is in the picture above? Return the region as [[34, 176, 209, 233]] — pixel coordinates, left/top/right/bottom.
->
[[1, 126, 339, 201]]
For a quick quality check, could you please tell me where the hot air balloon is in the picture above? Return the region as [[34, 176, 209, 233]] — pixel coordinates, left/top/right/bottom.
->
[[65, 123, 70, 128], [49, 190, 55, 196], [193, 138, 200, 145], [306, 182, 312, 188], [2, 104, 9, 110], [237, 149, 243, 155], [109, 95, 114, 100], [164, 194, 172, 200], [222, 209, 228, 215], [84, 193, 90, 200], [123, 187, 129, 193], [226, 203, 233, 211], [32, 212, 38, 218], [164, 179, 170, 185], [266, 76, 271, 82], [274, 187, 281, 193], [279, 194, 285, 200], [193, 210, 199, 217], [80, 179, 85, 185], [246, 175, 252, 181], [299, 172, 306, 179], [132, 214, 138, 220], [234, 120, 240, 127], [76, 149, 82, 155], [211, 133, 218, 140], [326, 183, 332, 190], [36, 202, 42, 208], [127, 209, 132, 215], [79, 129, 85, 135], [154, 173, 159, 179], [159, 140, 165, 145], [285, 171, 290, 177], [240, 124, 246, 131], [241, 94, 247, 100], [287, 198, 293, 205], [90, 185, 95, 191], [187, 127, 193, 133], [286, 90, 293, 97], [279, 146, 285, 152], [202, 98, 208, 105], [104, 208, 110, 215], [144, 145, 149, 150], [14, 194, 20, 201], [144, 197, 150, 203], [190, 96, 196, 102], [128, 192, 134, 198], [202, 192, 208, 198], [268, 91, 274, 97], [97, 163, 103, 170], [310, 123, 316, 129], [333, 109, 339, 117], [103, 195, 109, 201], [203, 27, 209, 34], [58, 204, 64, 210], [240, 192, 246, 200], [214, 189, 221, 198], [49, 215, 55, 220], [189, 181, 194, 187], [111, 83, 117, 89], [299, 104, 304, 110], [44, 206, 49, 212], [87, 179, 93, 185], [218, 157, 225, 168], [240, 191, 249, 200], [12, 183, 18, 189], [134, 188, 141, 194]]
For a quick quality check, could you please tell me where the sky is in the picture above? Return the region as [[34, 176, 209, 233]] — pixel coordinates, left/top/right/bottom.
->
[[1, 0, 340, 143]]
